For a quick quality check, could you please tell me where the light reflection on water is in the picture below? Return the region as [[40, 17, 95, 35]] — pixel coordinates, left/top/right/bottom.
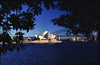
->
[[1, 41, 99, 65]]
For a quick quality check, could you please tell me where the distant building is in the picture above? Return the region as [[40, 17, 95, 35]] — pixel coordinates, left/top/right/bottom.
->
[[72, 37, 76, 41], [76, 37, 80, 41], [93, 32, 97, 41], [93, 32, 97, 37]]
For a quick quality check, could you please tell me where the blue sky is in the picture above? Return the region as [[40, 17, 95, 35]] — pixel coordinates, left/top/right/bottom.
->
[[9, 2, 70, 37], [0, 2, 98, 38]]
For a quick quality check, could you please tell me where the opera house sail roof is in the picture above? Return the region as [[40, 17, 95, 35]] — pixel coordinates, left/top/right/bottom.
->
[[43, 31, 56, 40], [42, 31, 48, 37], [29, 31, 56, 40]]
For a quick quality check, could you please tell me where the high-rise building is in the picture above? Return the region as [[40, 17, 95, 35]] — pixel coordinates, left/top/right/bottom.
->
[[93, 32, 97, 36], [76, 37, 79, 41], [93, 32, 97, 41]]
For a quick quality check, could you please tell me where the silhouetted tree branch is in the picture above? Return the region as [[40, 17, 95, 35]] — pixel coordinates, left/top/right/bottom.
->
[[0, 1, 99, 54], [0, 1, 56, 54], [50, 1, 99, 37], [0, 1, 45, 54]]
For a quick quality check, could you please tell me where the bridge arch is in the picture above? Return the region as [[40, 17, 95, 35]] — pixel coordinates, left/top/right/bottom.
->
[[51, 29, 69, 35]]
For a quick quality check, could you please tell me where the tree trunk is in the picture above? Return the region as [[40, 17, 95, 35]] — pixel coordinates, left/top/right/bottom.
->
[[2, 42, 6, 47]]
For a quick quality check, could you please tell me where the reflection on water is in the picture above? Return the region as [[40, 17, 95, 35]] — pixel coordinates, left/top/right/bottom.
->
[[1, 41, 99, 65]]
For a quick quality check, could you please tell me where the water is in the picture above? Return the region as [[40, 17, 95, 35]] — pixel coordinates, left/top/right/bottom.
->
[[1, 41, 99, 65]]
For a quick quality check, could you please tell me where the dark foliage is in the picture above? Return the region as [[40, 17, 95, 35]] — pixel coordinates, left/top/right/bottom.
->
[[0, 1, 56, 54], [15, 31, 24, 41], [0, 1, 45, 32], [0, 43, 26, 55], [50, 1, 99, 37], [0, 32, 26, 55], [0, 1, 44, 54], [0, 1, 99, 54]]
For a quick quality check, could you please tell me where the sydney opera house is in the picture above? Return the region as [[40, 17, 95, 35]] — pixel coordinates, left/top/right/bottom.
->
[[28, 31, 56, 40], [24, 31, 61, 43]]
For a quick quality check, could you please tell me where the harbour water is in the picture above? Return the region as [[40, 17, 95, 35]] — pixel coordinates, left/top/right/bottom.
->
[[1, 41, 99, 65]]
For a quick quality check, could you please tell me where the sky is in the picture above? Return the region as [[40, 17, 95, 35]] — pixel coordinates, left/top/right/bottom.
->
[[0, 2, 98, 39], [9, 2, 70, 37]]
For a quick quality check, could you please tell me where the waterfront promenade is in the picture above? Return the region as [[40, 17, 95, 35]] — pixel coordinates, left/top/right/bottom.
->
[[22, 39, 62, 43], [0, 39, 62, 44]]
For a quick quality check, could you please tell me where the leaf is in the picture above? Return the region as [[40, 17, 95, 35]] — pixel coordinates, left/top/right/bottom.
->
[[17, 48, 20, 52], [39, 9, 42, 15], [50, 2, 54, 9], [27, 9, 30, 12], [32, 18, 36, 21], [34, 10, 38, 16], [46, 5, 50, 10], [16, 27, 18, 31], [23, 2, 25, 5], [31, 8, 34, 12], [27, 29, 29, 32]]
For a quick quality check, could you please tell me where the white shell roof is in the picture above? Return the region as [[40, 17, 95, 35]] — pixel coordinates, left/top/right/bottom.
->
[[42, 31, 48, 37], [32, 31, 56, 40]]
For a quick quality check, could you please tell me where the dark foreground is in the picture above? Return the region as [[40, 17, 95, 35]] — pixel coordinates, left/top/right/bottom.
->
[[1, 41, 99, 65]]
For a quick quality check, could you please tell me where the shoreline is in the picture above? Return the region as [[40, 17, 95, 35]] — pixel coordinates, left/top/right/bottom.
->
[[22, 39, 62, 43], [0, 39, 62, 44], [0, 41, 62, 44]]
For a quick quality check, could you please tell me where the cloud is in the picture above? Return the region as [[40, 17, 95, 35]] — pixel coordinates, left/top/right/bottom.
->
[[10, 31, 40, 37], [25, 31, 40, 35], [35, 32, 40, 34]]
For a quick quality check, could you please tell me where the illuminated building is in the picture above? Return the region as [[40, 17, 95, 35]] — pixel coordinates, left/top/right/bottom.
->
[[28, 31, 56, 40]]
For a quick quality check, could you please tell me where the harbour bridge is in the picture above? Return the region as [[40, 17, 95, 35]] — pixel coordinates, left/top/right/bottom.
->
[[51, 29, 92, 37], [50, 29, 93, 40]]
